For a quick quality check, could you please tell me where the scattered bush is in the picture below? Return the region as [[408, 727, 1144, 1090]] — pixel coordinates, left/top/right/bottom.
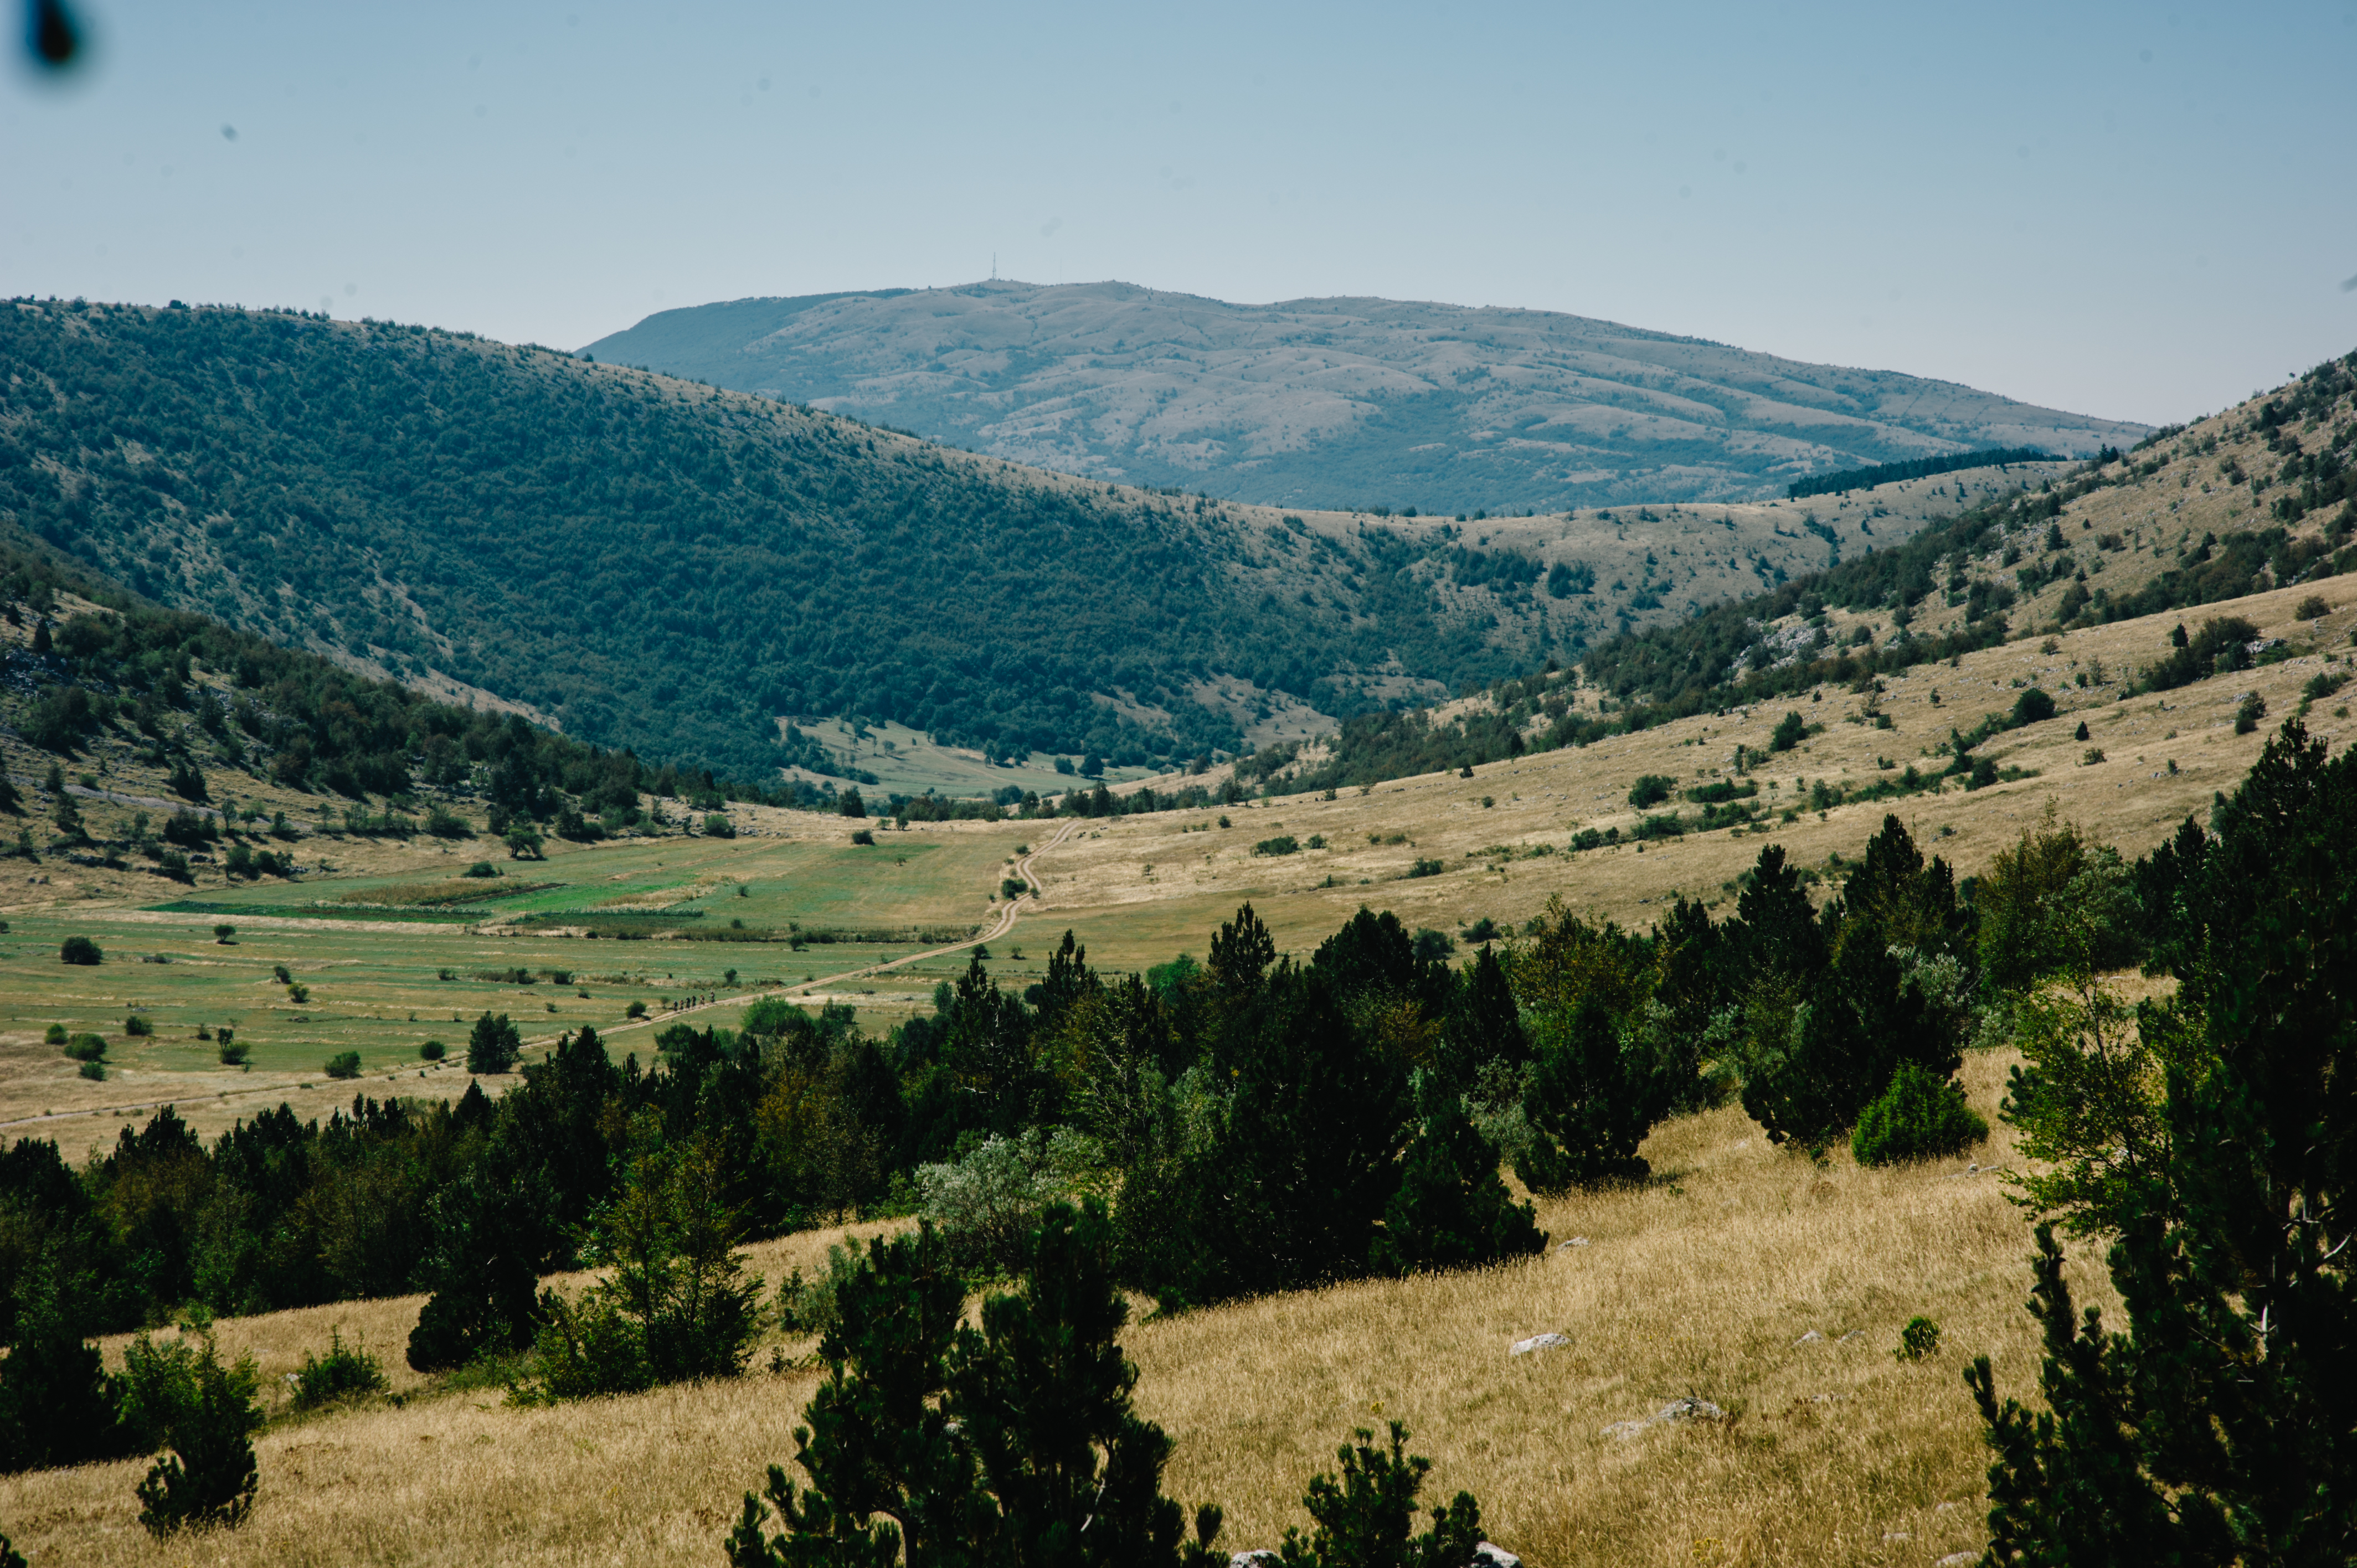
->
[[773, 1244, 867, 1340], [290, 1329, 386, 1410], [625, 999, 648, 1019], [323, 1051, 362, 1080], [2010, 687, 2057, 727], [78, 1060, 105, 1080], [703, 813, 735, 838], [272, 963, 292, 984], [59, 935, 101, 966], [2294, 594, 2330, 621], [124, 1014, 153, 1037], [848, 828, 874, 845], [217, 1040, 249, 1066], [1627, 773, 1676, 808], [425, 806, 474, 839], [1000, 876, 1027, 899], [419, 1039, 445, 1061], [43, 1023, 66, 1045], [916, 1127, 1111, 1275], [1407, 857, 1444, 878], [212, 923, 236, 943], [462, 860, 499, 878], [285, 982, 310, 1005], [1770, 711, 1808, 751], [1253, 835, 1300, 857], [2235, 693, 2267, 734], [62, 1033, 107, 1062], [1851, 1062, 1988, 1165], [1896, 1316, 1942, 1361]]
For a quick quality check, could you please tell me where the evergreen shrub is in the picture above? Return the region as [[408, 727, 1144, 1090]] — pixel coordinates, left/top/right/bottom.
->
[[291, 1329, 386, 1409], [1850, 1062, 1987, 1165], [134, 1336, 262, 1535]]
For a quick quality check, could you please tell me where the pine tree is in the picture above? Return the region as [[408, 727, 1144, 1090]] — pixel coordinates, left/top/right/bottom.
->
[[406, 1174, 542, 1371], [727, 1204, 1224, 1567], [1439, 942, 1526, 1090], [1970, 723, 2357, 1561], [1275, 1422, 1485, 1568], [134, 1334, 261, 1534], [0, 1251, 127, 1473], [1514, 994, 1661, 1189], [466, 1010, 521, 1074], [50, 785, 83, 840], [1736, 819, 1974, 1152], [1208, 901, 1277, 993], [1371, 1096, 1545, 1274]]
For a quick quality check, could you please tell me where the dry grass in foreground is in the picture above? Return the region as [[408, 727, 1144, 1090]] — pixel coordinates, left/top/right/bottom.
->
[[0, 1047, 2097, 1567]]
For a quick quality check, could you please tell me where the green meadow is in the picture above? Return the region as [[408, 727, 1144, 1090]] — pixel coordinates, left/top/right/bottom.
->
[[0, 823, 1042, 1143]]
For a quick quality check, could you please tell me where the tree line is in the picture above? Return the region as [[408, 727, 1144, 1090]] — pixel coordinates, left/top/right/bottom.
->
[[1785, 446, 2055, 501]]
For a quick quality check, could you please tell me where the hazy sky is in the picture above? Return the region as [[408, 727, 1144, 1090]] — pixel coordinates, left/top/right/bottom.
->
[[7, 1, 2355, 427]]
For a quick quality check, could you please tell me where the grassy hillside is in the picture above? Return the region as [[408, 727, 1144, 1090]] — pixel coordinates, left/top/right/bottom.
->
[[581, 280, 2149, 513], [0, 1057, 2066, 1568]]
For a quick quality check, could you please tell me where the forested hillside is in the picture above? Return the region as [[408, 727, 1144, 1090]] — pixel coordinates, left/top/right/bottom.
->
[[0, 300, 1558, 779], [582, 280, 2148, 513]]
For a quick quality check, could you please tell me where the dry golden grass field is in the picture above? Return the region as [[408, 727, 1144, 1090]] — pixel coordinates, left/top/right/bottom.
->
[[1, 1047, 2102, 1568]]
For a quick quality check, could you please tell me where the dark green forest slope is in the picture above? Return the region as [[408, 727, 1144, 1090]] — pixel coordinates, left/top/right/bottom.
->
[[0, 300, 1548, 778]]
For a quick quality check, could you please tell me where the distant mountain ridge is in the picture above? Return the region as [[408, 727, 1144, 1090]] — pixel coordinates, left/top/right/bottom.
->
[[583, 280, 2148, 514]]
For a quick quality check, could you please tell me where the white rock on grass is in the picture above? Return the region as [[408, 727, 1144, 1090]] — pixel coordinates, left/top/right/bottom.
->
[[1936, 1555, 1978, 1567], [1510, 1332, 1571, 1357], [1229, 1552, 1280, 1567], [1795, 1329, 1824, 1344], [1473, 1544, 1521, 1567], [1655, 1396, 1725, 1423], [1601, 1396, 1726, 1438]]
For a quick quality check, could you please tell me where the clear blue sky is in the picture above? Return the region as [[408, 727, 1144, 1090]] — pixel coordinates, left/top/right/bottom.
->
[[7, 0, 2354, 426]]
